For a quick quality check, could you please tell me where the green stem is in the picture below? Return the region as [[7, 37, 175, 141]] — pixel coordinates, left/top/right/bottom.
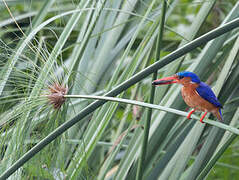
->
[[65, 95, 239, 136], [136, 0, 167, 179], [1, 17, 239, 180], [196, 133, 237, 180]]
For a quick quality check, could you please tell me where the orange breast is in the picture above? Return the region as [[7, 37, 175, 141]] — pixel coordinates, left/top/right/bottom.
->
[[181, 84, 217, 112]]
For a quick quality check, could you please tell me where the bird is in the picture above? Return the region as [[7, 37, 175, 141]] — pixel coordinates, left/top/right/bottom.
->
[[152, 71, 223, 123]]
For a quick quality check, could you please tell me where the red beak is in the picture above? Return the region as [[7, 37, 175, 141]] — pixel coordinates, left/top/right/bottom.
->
[[152, 76, 178, 86]]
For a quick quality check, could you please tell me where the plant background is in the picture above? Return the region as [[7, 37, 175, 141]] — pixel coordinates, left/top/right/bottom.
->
[[0, 0, 239, 179]]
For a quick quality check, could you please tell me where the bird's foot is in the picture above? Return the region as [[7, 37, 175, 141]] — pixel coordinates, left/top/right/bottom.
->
[[187, 109, 195, 119], [199, 117, 205, 123], [199, 112, 207, 123], [187, 114, 192, 119]]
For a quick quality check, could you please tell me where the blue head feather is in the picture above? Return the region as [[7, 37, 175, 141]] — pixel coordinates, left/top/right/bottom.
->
[[176, 71, 201, 83]]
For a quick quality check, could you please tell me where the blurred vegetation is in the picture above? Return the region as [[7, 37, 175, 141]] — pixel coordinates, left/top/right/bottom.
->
[[0, 0, 239, 179]]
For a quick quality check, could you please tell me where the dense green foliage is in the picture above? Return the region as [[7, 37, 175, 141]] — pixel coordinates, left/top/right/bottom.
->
[[0, 0, 239, 179]]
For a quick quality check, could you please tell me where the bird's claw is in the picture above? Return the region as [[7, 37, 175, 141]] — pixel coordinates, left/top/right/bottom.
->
[[199, 112, 207, 124], [187, 109, 195, 120], [187, 114, 192, 120]]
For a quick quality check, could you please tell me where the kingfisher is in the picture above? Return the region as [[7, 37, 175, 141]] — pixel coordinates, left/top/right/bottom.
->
[[152, 71, 223, 123]]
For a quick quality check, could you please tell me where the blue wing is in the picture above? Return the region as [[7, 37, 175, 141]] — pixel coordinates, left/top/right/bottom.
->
[[196, 82, 222, 108]]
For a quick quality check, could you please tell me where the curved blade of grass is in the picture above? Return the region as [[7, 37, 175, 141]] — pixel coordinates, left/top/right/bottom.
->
[[214, 35, 239, 94], [161, 122, 204, 180], [217, 106, 239, 150], [218, 62, 239, 104], [0, 0, 55, 95], [1, 17, 239, 179], [85, 0, 139, 92], [136, 1, 167, 179], [0, 11, 36, 28], [62, 0, 134, 167], [97, 85, 140, 180], [146, 121, 195, 179], [196, 108, 239, 180], [97, 123, 141, 180], [197, 133, 237, 180], [97, 3, 175, 177], [92, 9, 162, 175], [60, 1, 112, 177], [0, 0, 56, 175], [56, 2, 96, 167], [62, 95, 239, 134], [66, 0, 164, 177], [0, 8, 103, 139], [1, 0, 91, 174], [66, 1, 156, 175], [193, 1, 239, 78]]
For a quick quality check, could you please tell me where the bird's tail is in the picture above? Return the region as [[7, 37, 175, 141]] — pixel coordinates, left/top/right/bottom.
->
[[213, 108, 223, 122]]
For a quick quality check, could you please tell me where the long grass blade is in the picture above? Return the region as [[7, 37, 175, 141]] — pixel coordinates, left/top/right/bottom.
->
[[136, 1, 167, 179]]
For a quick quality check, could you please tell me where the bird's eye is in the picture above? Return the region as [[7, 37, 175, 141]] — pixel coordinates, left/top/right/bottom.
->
[[178, 75, 184, 79]]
